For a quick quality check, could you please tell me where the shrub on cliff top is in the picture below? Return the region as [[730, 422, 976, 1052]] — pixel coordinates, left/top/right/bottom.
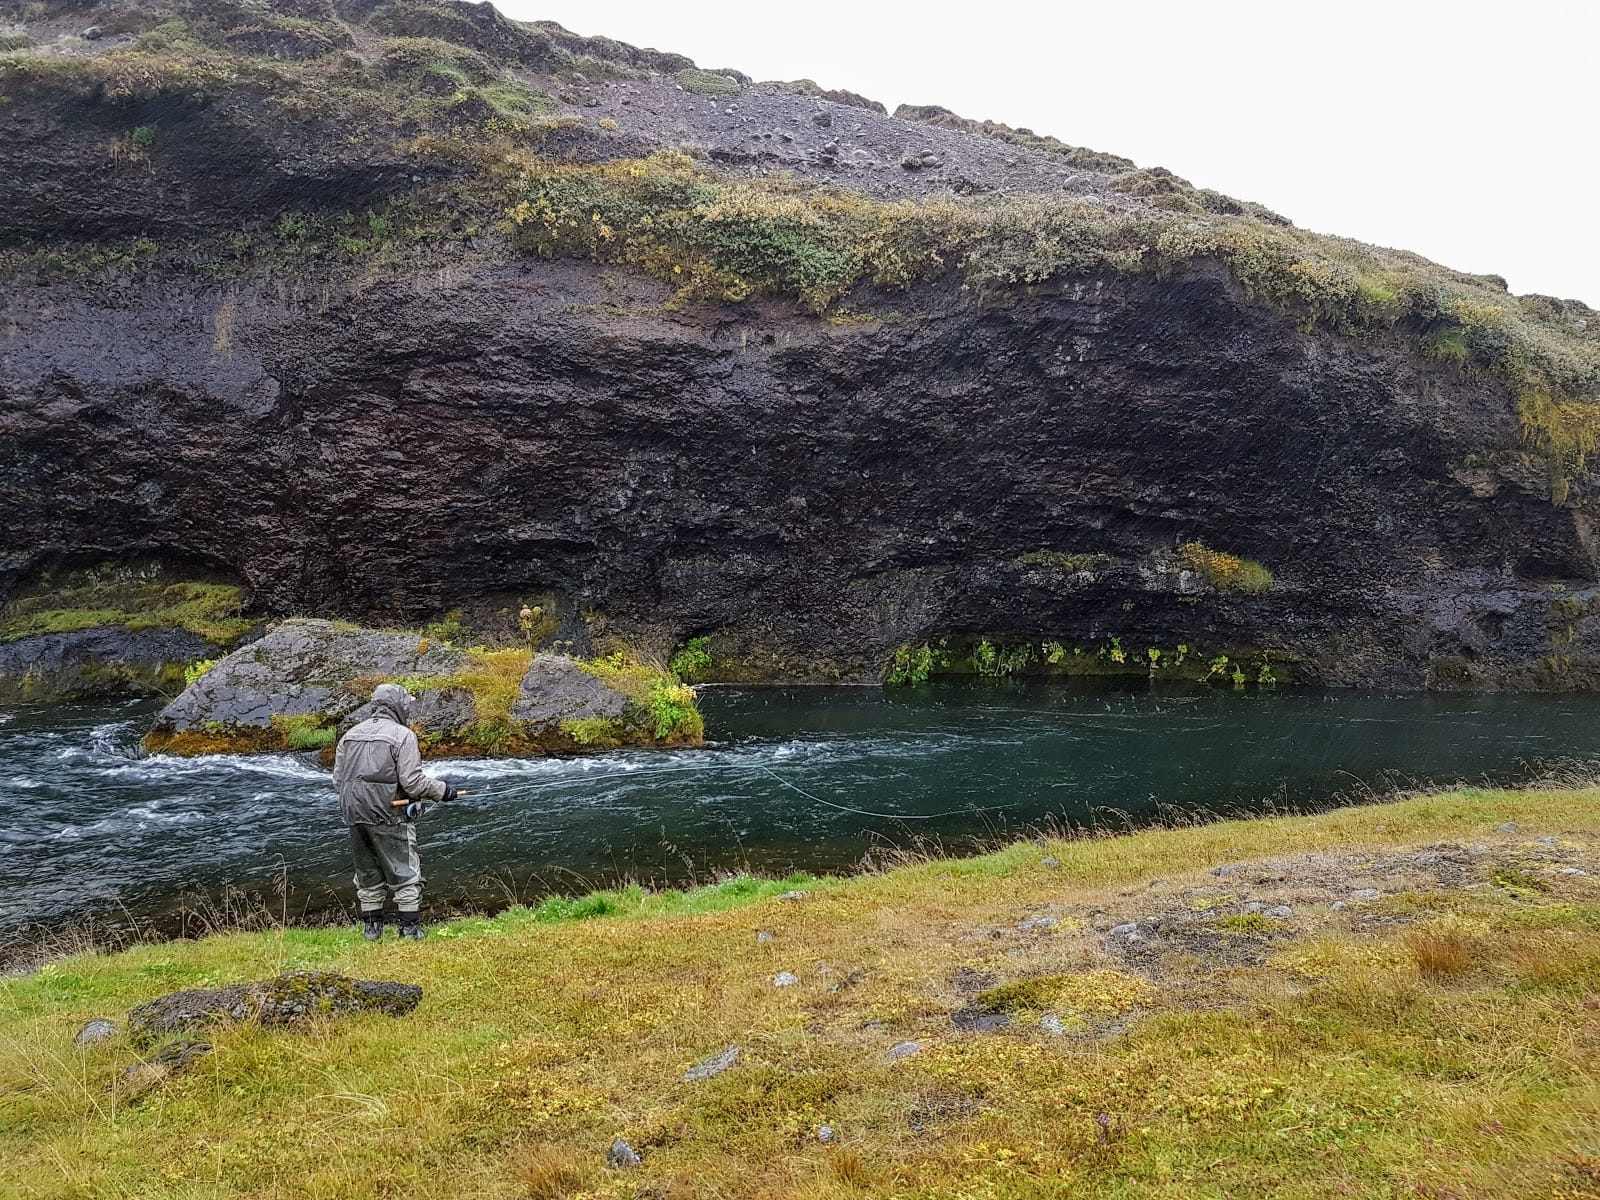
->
[[676, 66, 739, 96], [494, 154, 1600, 468]]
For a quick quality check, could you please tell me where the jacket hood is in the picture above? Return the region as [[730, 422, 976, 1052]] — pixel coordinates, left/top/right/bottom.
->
[[369, 682, 413, 725]]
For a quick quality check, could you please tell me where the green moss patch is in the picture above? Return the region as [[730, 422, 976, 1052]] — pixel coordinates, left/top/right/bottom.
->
[[1178, 542, 1273, 594], [0, 580, 251, 646]]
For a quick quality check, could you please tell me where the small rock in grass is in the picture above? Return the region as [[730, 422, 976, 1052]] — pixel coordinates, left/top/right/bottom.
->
[[1498, 822, 1519, 834], [1040, 1013, 1067, 1036], [885, 1040, 921, 1060], [1210, 865, 1234, 876], [75, 1018, 117, 1047], [1265, 905, 1293, 919], [116, 1040, 211, 1100], [606, 1137, 641, 1169], [1041, 857, 1060, 869], [1018, 917, 1058, 932], [684, 1046, 739, 1082], [1349, 888, 1381, 901], [1330, 901, 1348, 912], [828, 969, 866, 994], [1470, 844, 1490, 855], [1560, 867, 1589, 877], [1242, 901, 1264, 914], [1534, 836, 1559, 847], [757, 930, 773, 944], [817, 1125, 839, 1143], [1108, 922, 1138, 937], [774, 971, 799, 988], [777, 890, 808, 902], [951, 1009, 1010, 1033]]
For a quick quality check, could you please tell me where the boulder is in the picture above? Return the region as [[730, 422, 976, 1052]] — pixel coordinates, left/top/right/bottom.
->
[[146, 619, 468, 752], [127, 971, 421, 1045], [511, 654, 628, 726], [0, 626, 212, 704], [143, 619, 702, 757]]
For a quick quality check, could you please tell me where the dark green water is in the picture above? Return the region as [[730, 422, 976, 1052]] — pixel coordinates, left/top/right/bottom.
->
[[3, 684, 1597, 941]]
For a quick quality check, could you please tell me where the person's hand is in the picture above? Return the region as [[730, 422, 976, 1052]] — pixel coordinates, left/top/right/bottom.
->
[[404, 800, 426, 820], [441, 783, 459, 803]]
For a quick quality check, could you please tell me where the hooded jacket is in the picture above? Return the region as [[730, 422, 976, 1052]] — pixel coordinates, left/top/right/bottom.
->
[[331, 683, 449, 826]]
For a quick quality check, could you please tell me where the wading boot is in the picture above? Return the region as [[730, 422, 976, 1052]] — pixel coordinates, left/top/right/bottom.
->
[[361, 909, 385, 941], [397, 910, 425, 941]]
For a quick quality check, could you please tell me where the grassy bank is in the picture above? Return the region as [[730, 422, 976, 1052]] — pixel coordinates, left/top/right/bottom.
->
[[4, 787, 1599, 1198]]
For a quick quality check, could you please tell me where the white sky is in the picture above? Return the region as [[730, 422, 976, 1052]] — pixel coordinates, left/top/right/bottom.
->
[[502, 0, 1598, 305]]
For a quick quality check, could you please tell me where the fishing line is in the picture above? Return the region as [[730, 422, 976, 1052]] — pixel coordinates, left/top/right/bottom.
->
[[748, 764, 1017, 821], [450, 760, 1019, 822]]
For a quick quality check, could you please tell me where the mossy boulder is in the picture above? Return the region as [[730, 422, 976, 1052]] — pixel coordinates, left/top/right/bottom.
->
[[144, 618, 703, 756], [126, 971, 422, 1045]]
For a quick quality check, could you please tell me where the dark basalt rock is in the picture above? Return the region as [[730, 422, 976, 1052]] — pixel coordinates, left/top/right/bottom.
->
[[0, 626, 211, 704], [2, 0, 1597, 693], [126, 970, 422, 1044], [511, 653, 628, 726]]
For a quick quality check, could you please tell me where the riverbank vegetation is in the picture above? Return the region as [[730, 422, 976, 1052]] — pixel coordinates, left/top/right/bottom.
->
[[4, 785, 1597, 1197], [0, 577, 250, 646]]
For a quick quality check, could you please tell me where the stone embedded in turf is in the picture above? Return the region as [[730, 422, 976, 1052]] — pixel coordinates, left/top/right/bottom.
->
[[606, 1137, 642, 1169], [127, 971, 422, 1044], [951, 1008, 1011, 1033], [74, 1018, 118, 1047], [683, 1046, 740, 1081], [117, 1040, 212, 1100]]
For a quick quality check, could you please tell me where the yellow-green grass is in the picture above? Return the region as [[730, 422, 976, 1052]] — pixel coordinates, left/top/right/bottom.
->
[[4, 786, 1599, 1198], [0, 581, 251, 646]]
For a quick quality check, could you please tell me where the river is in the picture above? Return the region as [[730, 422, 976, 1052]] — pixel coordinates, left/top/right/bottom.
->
[[3, 684, 1597, 946]]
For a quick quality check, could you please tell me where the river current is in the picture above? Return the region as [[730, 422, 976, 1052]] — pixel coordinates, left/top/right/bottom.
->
[[3, 685, 1598, 943]]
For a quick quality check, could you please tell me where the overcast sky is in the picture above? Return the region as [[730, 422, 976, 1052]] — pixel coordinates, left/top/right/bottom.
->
[[503, 0, 1598, 306]]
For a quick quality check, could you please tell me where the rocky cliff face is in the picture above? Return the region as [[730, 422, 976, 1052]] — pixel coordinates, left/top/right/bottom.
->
[[3, 0, 1599, 690]]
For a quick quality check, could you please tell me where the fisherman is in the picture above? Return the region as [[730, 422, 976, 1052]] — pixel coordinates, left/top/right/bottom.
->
[[332, 682, 458, 941]]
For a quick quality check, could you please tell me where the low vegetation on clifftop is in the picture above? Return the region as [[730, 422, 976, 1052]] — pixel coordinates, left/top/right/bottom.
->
[[3, 0, 1598, 491], [3, 787, 1598, 1197]]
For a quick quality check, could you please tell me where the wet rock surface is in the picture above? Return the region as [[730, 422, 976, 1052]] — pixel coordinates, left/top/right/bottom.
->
[[0, 626, 212, 704], [4, 257, 1586, 690], [126, 970, 422, 1044]]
